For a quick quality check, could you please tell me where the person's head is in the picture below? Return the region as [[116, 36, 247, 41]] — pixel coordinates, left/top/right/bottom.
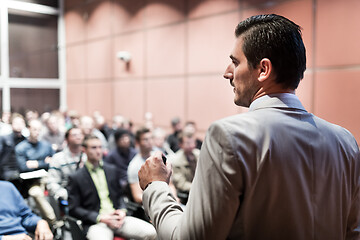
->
[[224, 14, 306, 107], [82, 134, 102, 164], [46, 115, 59, 134], [25, 109, 39, 123], [28, 119, 43, 143], [178, 131, 196, 155], [135, 127, 153, 154], [94, 113, 106, 130], [112, 115, 130, 130], [11, 113, 25, 135], [68, 110, 80, 128], [79, 116, 94, 136], [152, 127, 166, 149], [171, 117, 182, 132], [2, 111, 11, 124], [114, 128, 131, 149], [184, 121, 197, 135], [65, 127, 84, 147]]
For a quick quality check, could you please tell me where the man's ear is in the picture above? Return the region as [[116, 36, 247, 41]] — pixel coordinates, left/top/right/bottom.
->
[[258, 58, 273, 82]]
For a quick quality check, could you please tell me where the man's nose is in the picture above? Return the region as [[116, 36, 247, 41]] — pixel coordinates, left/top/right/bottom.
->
[[223, 64, 234, 80]]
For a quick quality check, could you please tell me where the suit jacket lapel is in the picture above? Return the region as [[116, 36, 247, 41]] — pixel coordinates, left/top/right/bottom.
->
[[81, 166, 98, 197]]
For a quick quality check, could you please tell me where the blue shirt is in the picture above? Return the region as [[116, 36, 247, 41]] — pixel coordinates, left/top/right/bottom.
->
[[0, 181, 41, 239], [15, 139, 54, 172]]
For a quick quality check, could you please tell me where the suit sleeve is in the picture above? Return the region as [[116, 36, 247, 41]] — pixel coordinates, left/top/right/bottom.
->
[[67, 174, 98, 224], [143, 121, 244, 239]]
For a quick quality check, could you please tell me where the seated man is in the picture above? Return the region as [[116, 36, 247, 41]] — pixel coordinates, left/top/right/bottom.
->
[[47, 127, 85, 201], [0, 180, 53, 240], [67, 135, 156, 240], [170, 131, 200, 204], [0, 113, 26, 181], [128, 127, 179, 205], [15, 119, 56, 225]]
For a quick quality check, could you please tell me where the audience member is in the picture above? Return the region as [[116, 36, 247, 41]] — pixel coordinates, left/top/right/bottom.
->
[[15, 119, 56, 225], [170, 131, 200, 204], [0, 180, 53, 240], [25, 109, 39, 125], [184, 121, 202, 150], [127, 127, 154, 204], [67, 135, 156, 240], [152, 127, 174, 156], [41, 114, 65, 152], [64, 110, 80, 130], [166, 117, 182, 153], [0, 111, 12, 136], [128, 127, 178, 205], [1, 110, 11, 124], [93, 111, 111, 140], [47, 127, 85, 201], [16, 119, 54, 173], [0, 113, 26, 181], [80, 115, 109, 154], [108, 115, 134, 151], [104, 128, 137, 190]]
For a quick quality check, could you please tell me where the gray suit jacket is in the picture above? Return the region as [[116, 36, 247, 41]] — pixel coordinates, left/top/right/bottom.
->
[[143, 94, 360, 240]]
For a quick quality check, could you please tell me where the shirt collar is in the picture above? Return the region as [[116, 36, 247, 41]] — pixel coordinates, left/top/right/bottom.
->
[[249, 93, 306, 112], [85, 159, 104, 172]]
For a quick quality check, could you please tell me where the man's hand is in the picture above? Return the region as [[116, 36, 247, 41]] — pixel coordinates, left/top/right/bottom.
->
[[44, 156, 52, 164], [26, 160, 39, 169], [3, 233, 32, 240], [138, 151, 172, 190], [35, 219, 53, 240], [99, 212, 125, 229]]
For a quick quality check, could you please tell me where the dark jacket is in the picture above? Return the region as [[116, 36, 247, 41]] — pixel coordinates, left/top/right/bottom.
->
[[67, 162, 126, 232], [0, 133, 26, 180]]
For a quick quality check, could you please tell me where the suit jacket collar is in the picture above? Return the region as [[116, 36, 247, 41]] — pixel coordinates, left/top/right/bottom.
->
[[249, 93, 307, 112]]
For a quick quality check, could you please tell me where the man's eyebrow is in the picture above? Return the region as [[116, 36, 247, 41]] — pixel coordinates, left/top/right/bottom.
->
[[230, 55, 238, 62]]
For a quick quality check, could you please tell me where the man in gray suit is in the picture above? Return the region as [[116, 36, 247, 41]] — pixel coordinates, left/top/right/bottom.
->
[[138, 14, 360, 239]]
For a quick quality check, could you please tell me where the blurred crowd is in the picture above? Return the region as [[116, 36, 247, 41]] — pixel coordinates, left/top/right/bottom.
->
[[0, 109, 203, 239]]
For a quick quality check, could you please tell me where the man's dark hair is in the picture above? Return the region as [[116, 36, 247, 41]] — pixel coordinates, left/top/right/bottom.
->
[[82, 134, 99, 147], [114, 128, 130, 143], [235, 14, 306, 89], [65, 127, 79, 140], [135, 127, 150, 142]]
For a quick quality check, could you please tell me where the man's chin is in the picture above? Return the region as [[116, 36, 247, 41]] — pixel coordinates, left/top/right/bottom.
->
[[234, 98, 250, 108]]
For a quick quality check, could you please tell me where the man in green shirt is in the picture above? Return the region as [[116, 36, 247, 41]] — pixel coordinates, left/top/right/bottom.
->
[[67, 135, 156, 240]]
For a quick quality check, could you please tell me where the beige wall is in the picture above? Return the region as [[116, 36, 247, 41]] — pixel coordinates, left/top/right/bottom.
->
[[64, 0, 360, 141]]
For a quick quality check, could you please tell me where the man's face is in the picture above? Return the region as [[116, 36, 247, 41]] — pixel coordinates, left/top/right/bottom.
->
[[80, 117, 94, 136], [12, 117, 25, 134], [139, 132, 153, 153], [29, 121, 42, 142], [224, 37, 260, 107], [68, 128, 84, 146], [84, 138, 103, 163], [181, 136, 196, 155], [117, 134, 131, 149], [47, 117, 59, 133]]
